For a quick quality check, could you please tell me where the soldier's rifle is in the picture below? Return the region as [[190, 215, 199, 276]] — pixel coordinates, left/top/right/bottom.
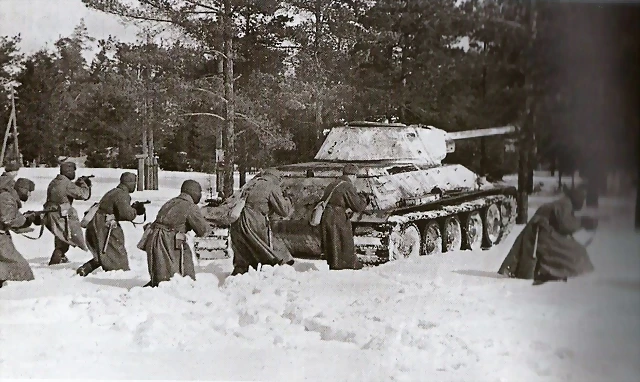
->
[[131, 200, 151, 226], [16, 207, 57, 240], [76, 175, 96, 199]]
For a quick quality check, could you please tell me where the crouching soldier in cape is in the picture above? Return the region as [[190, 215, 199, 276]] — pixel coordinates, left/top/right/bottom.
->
[[497, 187, 597, 285], [43, 161, 92, 265], [76, 172, 145, 276], [139, 180, 210, 287], [320, 164, 369, 270], [0, 178, 41, 288], [229, 168, 295, 276]]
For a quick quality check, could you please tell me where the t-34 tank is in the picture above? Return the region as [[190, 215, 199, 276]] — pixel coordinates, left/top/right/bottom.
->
[[196, 121, 518, 264]]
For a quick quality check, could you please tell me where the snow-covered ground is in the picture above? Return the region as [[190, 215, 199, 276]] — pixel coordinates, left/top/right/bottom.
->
[[1, 168, 638, 381]]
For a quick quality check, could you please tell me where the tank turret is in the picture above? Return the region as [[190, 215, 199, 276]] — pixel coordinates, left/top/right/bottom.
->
[[196, 122, 518, 264]]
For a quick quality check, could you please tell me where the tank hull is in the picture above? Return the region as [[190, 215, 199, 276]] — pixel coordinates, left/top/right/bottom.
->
[[271, 187, 516, 264]]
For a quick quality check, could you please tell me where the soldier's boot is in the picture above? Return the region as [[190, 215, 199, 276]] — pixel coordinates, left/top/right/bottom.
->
[[230, 266, 249, 276], [76, 259, 101, 277], [533, 273, 568, 286], [49, 250, 69, 265]]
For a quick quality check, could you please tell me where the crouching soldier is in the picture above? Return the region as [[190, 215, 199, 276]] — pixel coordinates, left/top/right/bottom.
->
[[76, 172, 144, 276], [139, 180, 210, 287], [0, 178, 40, 288], [497, 187, 596, 285], [43, 161, 92, 265]]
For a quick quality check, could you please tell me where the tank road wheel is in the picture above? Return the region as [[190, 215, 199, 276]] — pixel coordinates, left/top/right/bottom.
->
[[483, 203, 502, 247], [462, 211, 484, 251], [421, 221, 443, 256], [442, 215, 463, 252], [389, 224, 421, 260]]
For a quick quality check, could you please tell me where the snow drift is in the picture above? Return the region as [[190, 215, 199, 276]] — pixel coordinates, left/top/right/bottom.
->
[[0, 168, 638, 381]]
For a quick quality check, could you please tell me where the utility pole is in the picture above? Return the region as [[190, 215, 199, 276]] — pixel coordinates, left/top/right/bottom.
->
[[1, 85, 21, 166]]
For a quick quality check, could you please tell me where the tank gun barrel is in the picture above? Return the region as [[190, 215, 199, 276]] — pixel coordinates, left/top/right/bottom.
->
[[445, 125, 517, 153], [447, 125, 517, 140]]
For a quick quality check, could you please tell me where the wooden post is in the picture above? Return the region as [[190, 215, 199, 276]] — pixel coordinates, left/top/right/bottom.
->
[[140, 118, 148, 191], [136, 154, 146, 191]]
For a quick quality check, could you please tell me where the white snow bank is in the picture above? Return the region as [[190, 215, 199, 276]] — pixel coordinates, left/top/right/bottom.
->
[[1, 168, 639, 381]]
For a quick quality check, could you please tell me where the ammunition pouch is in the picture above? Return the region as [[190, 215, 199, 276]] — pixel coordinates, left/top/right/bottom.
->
[[59, 202, 71, 217], [175, 232, 187, 250]]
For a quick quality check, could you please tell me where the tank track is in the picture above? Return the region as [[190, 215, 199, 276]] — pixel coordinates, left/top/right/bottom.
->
[[354, 194, 517, 265]]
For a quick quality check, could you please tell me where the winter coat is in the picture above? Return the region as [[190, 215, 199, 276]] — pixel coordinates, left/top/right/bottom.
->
[[0, 174, 15, 192], [139, 193, 210, 286], [0, 188, 35, 282], [498, 196, 595, 281], [320, 175, 367, 270], [85, 184, 137, 271], [42, 174, 91, 250], [230, 174, 294, 274]]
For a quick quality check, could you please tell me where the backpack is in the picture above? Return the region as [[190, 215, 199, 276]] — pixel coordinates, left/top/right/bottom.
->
[[80, 202, 99, 228], [309, 181, 344, 227], [202, 178, 265, 226]]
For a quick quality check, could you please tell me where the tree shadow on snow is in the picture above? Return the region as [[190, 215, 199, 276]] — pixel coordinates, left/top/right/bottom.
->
[[85, 277, 146, 290], [29, 257, 84, 270], [195, 262, 229, 287], [292, 261, 320, 272], [453, 270, 508, 279], [597, 278, 640, 291]]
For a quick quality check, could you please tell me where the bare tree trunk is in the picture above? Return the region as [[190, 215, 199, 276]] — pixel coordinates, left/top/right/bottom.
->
[[315, 98, 323, 151], [239, 163, 247, 187], [558, 168, 562, 191], [636, 165, 640, 230], [517, 138, 530, 224], [517, 0, 538, 224], [636, 132, 640, 229], [222, 0, 235, 198]]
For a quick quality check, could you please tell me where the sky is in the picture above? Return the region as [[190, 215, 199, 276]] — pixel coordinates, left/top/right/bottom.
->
[[0, 0, 141, 57]]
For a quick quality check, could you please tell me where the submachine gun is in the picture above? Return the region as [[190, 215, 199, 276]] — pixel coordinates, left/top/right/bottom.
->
[[131, 200, 151, 222]]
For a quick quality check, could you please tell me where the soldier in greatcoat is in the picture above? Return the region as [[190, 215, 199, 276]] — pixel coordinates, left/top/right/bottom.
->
[[76, 172, 145, 276], [320, 164, 369, 270], [229, 168, 294, 276], [498, 187, 597, 285], [0, 178, 40, 287], [139, 180, 210, 287], [42, 161, 92, 265], [0, 162, 20, 191]]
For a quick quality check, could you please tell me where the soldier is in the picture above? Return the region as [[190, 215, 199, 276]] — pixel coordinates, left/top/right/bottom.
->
[[139, 180, 210, 287], [0, 178, 41, 288], [0, 162, 21, 191], [76, 172, 145, 276], [498, 186, 596, 285], [229, 168, 295, 276], [320, 164, 369, 270], [42, 161, 92, 265]]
